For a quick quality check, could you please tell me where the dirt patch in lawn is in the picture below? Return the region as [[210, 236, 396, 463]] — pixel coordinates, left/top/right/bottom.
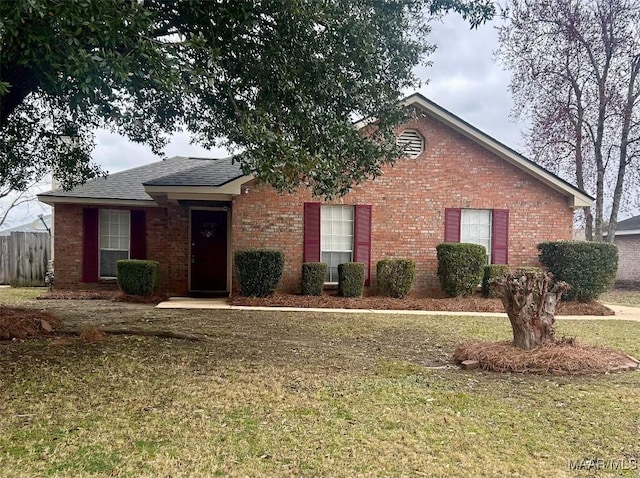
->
[[454, 340, 640, 374], [231, 293, 615, 316], [0, 306, 60, 340]]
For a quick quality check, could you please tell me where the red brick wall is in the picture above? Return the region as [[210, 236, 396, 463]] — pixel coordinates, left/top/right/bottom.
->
[[614, 235, 640, 282], [231, 113, 574, 294], [52, 113, 575, 296], [52, 203, 191, 295]]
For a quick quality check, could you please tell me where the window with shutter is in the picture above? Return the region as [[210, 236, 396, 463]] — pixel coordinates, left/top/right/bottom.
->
[[321, 205, 354, 283], [444, 208, 510, 265], [303, 202, 372, 285], [397, 129, 424, 158]]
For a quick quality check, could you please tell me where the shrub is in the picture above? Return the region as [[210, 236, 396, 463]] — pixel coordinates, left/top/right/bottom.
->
[[481, 264, 510, 298], [235, 250, 284, 297], [116, 260, 159, 296], [302, 262, 327, 296], [338, 262, 364, 297], [538, 241, 618, 302], [377, 259, 415, 298], [436, 243, 486, 297]]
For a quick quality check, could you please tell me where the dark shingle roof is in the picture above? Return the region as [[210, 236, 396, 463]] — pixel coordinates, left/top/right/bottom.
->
[[38, 156, 244, 202], [616, 215, 640, 232], [143, 157, 244, 187]]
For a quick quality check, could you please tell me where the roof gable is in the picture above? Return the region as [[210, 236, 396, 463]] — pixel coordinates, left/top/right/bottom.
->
[[400, 93, 593, 208]]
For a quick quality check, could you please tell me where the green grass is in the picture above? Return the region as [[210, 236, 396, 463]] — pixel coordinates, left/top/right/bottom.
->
[[1, 288, 639, 477], [601, 289, 640, 307], [0, 285, 44, 304]]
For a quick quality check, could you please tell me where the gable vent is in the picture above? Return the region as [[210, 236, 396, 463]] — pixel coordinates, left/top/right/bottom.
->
[[397, 129, 424, 158]]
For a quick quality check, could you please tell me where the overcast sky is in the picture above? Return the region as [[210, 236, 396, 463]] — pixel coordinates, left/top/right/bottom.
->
[[1, 14, 526, 230]]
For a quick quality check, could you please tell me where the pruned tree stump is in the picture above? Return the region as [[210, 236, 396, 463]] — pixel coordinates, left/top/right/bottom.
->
[[491, 271, 568, 350]]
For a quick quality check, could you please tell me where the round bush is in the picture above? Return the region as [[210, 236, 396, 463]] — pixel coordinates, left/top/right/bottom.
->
[[302, 262, 327, 296], [235, 250, 284, 297], [538, 241, 618, 302], [436, 243, 486, 297], [377, 259, 415, 298], [116, 260, 159, 296], [338, 262, 364, 297]]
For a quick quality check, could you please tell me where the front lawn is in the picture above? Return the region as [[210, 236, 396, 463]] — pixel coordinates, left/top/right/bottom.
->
[[1, 289, 639, 477]]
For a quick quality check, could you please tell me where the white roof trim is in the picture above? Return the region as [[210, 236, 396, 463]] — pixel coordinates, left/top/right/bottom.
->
[[399, 94, 593, 208], [37, 196, 156, 207], [613, 229, 640, 236], [144, 175, 253, 197]]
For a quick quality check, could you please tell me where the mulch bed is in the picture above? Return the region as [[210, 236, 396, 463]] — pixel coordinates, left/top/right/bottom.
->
[[230, 293, 615, 316], [454, 340, 640, 374]]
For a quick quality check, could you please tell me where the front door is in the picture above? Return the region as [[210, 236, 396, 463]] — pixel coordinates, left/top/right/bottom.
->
[[190, 209, 228, 292]]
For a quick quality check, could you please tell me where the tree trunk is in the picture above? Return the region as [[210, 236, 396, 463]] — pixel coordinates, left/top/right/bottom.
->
[[491, 272, 568, 350]]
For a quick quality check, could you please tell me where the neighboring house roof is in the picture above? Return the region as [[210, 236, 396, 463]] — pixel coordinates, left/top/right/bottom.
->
[[613, 215, 640, 236], [396, 94, 593, 208], [38, 156, 244, 206], [0, 214, 52, 236], [37, 94, 593, 208]]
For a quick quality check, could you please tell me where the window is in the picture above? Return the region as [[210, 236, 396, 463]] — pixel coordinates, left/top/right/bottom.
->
[[444, 208, 509, 264], [99, 209, 130, 277], [461, 209, 492, 263], [397, 129, 424, 158], [321, 205, 354, 282], [304, 203, 371, 285]]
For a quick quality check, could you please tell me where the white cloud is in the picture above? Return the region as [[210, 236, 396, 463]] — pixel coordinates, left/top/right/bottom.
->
[[416, 15, 526, 151]]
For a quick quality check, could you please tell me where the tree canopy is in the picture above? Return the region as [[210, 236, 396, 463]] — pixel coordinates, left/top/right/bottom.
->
[[1, 0, 494, 199], [498, 0, 640, 240]]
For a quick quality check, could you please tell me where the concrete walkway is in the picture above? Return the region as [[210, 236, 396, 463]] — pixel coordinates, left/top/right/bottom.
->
[[156, 297, 640, 322]]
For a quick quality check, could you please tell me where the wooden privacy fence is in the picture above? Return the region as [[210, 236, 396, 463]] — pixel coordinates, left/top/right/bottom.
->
[[0, 232, 50, 285]]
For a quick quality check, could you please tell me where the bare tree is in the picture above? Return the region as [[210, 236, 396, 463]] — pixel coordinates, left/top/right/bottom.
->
[[498, 0, 640, 241], [0, 182, 49, 230]]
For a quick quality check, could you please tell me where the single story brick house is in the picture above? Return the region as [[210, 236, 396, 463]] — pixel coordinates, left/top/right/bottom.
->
[[611, 215, 640, 285], [38, 94, 592, 296]]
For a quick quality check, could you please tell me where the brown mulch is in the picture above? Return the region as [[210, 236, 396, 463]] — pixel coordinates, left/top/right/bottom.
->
[[230, 293, 615, 316], [0, 306, 61, 340], [454, 340, 640, 374]]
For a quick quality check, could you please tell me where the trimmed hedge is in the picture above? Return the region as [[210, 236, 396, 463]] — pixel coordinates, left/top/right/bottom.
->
[[377, 259, 415, 298], [436, 243, 486, 297], [235, 250, 285, 297], [538, 241, 618, 302], [338, 262, 365, 297], [481, 264, 510, 298], [302, 262, 327, 296], [116, 260, 159, 296]]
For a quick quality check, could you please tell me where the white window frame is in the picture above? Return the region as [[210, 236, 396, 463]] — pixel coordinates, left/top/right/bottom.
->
[[99, 209, 130, 278], [461, 209, 492, 264], [321, 205, 354, 283]]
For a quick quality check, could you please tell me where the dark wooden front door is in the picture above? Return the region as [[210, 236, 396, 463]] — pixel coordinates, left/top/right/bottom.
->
[[190, 209, 228, 292]]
